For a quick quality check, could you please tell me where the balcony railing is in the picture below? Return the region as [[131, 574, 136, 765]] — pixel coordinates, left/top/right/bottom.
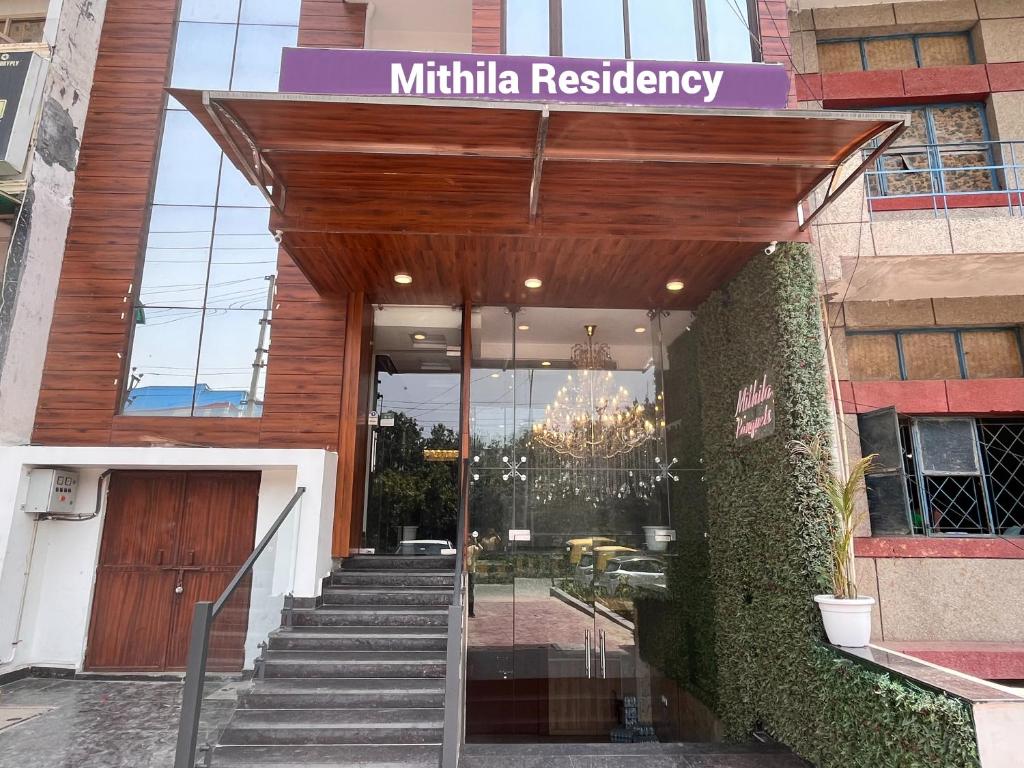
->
[[861, 139, 1024, 218]]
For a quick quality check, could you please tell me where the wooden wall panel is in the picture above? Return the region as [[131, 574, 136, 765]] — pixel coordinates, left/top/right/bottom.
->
[[34, 0, 352, 450], [32, 0, 178, 447], [298, 0, 367, 48], [473, 0, 501, 54]]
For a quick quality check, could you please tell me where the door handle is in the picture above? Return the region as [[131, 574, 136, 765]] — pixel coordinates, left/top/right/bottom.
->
[[584, 629, 592, 679], [599, 629, 607, 679]]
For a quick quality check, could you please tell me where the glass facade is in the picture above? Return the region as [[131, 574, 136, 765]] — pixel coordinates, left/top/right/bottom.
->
[[122, 1, 300, 418], [504, 0, 757, 62]]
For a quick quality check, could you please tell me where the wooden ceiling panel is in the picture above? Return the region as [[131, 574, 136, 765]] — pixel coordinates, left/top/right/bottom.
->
[[175, 90, 906, 307]]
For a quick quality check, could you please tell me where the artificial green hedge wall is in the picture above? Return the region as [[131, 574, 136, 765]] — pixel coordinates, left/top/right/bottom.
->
[[641, 243, 979, 767]]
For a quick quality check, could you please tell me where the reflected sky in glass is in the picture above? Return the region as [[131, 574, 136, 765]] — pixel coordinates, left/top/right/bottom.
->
[[231, 24, 298, 91], [196, 309, 271, 416], [629, 0, 698, 61], [707, 0, 755, 62], [506, 0, 550, 56], [139, 206, 215, 308], [170, 22, 236, 91], [240, 0, 301, 26], [562, 0, 625, 58], [179, 0, 239, 23]]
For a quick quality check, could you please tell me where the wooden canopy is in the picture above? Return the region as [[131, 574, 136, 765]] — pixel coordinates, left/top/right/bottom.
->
[[175, 90, 906, 309]]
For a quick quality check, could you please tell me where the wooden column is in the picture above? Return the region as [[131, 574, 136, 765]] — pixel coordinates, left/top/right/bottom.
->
[[333, 293, 374, 557]]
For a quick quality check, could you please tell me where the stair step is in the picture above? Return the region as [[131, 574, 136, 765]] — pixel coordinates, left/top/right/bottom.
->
[[220, 721, 443, 746], [331, 571, 455, 588], [269, 629, 447, 652], [210, 744, 442, 767], [262, 652, 446, 679], [232, 708, 444, 726], [288, 607, 448, 628], [240, 679, 445, 710], [340, 556, 454, 571], [322, 588, 451, 607]]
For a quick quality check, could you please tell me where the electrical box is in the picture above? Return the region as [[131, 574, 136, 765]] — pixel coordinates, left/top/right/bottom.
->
[[25, 468, 80, 516]]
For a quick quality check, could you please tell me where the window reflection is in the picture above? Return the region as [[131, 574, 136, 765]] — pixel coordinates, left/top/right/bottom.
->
[[207, 208, 279, 310], [706, 0, 755, 63], [195, 309, 271, 417], [562, 0, 625, 58], [123, 308, 203, 416], [179, 0, 240, 23], [505, 0, 550, 56], [153, 111, 223, 206], [629, 0, 698, 61], [124, 3, 299, 417], [240, 0, 301, 26], [231, 24, 298, 91], [170, 22, 237, 91], [138, 206, 215, 308]]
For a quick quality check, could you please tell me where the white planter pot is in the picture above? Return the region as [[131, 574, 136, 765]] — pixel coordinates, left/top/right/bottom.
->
[[814, 595, 876, 647]]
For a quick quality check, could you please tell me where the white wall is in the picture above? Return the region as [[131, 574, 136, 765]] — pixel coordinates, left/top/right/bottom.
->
[[0, 446, 337, 673]]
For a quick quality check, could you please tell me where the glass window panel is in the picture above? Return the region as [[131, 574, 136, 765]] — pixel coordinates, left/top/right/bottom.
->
[[901, 331, 961, 380], [846, 334, 901, 381], [706, 0, 754, 63], [153, 110, 223, 206], [7, 18, 45, 43], [122, 308, 203, 416], [879, 151, 935, 196], [506, 0, 550, 55], [179, 0, 240, 23], [864, 37, 916, 70], [940, 149, 996, 193], [914, 418, 980, 474], [562, 0, 625, 58], [918, 34, 971, 67], [930, 104, 986, 144], [170, 22, 237, 91], [231, 24, 298, 91], [818, 41, 863, 73], [962, 330, 1024, 379], [216, 156, 269, 208], [628, 0, 698, 61], [207, 207, 279, 309], [139, 206, 215, 308], [240, 0, 301, 26], [195, 309, 271, 417], [893, 107, 929, 147]]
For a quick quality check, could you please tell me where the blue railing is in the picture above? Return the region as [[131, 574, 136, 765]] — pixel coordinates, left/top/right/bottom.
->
[[861, 139, 1024, 217]]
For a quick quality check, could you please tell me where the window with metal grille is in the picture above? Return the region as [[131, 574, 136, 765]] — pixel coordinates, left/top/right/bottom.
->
[[859, 413, 1024, 536]]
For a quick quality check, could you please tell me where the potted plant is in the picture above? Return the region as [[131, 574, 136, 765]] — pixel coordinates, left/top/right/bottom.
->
[[790, 434, 877, 647]]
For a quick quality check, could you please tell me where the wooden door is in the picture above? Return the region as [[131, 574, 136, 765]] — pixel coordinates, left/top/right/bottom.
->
[[86, 471, 260, 672]]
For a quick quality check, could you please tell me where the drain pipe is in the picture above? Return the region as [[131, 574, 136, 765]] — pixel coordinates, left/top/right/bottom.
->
[[0, 517, 40, 668], [820, 296, 851, 478]]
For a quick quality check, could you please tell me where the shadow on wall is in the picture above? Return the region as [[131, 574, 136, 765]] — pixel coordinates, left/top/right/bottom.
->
[[637, 244, 980, 768]]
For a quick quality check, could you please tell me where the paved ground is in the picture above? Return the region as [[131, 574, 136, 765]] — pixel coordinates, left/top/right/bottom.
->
[[0, 676, 240, 768], [0, 677, 808, 768]]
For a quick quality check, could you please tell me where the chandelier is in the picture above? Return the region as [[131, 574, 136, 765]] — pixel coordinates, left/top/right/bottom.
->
[[532, 324, 656, 460]]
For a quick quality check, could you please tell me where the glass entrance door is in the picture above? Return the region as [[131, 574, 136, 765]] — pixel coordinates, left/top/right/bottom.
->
[[362, 306, 462, 554], [466, 306, 687, 741]]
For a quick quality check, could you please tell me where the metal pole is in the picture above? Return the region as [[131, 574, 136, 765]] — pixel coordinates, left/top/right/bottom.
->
[[245, 275, 276, 417], [174, 601, 214, 768]]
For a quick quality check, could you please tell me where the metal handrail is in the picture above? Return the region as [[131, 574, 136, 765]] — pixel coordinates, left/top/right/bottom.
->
[[861, 138, 1024, 218], [440, 457, 471, 768], [173, 486, 306, 768]]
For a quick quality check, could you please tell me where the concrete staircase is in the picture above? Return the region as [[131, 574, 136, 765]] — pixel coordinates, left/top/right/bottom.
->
[[209, 555, 455, 768]]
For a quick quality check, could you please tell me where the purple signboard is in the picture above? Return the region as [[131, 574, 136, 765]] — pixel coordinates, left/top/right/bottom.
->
[[279, 48, 790, 110]]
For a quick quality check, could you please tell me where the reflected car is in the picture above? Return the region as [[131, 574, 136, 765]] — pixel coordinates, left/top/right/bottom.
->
[[574, 546, 639, 588], [596, 555, 666, 595], [395, 539, 457, 556]]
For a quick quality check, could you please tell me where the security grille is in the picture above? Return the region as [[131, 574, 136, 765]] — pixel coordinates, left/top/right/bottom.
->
[[978, 420, 1024, 535], [922, 475, 989, 534]]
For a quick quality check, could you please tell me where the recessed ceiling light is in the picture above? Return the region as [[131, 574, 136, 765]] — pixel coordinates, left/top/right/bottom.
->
[[634, 326, 647, 334], [394, 273, 413, 285], [541, 361, 551, 367], [490, 372, 500, 378], [524, 277, 543, 289], [518, 324, 530, 331], [666, 280, 685, 292], [413, 333, 427, 341]]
